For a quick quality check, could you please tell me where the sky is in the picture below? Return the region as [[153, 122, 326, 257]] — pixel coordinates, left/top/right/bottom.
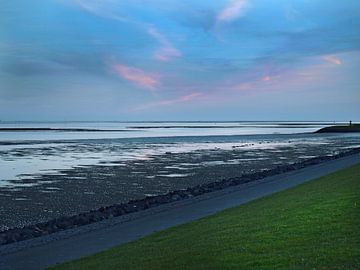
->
[[0, 0, 359, 121]]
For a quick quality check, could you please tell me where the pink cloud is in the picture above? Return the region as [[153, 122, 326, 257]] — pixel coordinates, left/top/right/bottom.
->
[[134, 92, 202, 111], [231, 60, 333, 93], [113, 64, 160, 89], [154, 47, 182, 62], [148, 26, 182, 62], [233, 82, 252, 91], [262, 75, 271, 82], [217, 0, 249, 23], [323, 55, 342, 65], [232, 74, 275, 91], [180, 92, 202, 101], [212, 53, 349, 101]]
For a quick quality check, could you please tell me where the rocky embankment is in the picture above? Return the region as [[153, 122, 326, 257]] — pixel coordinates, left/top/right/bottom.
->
[[1, 147, 360, 246]]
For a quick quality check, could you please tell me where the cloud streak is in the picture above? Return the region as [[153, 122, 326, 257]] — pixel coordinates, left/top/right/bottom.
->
[[323, 55, 342, 65], [232, 77, 273, 92], [74, 0, 127, 22], [134, 92, 202, 111], [148, 26, 182, 62], [113, 64, 160, 90], [216, 0, 249, 24]]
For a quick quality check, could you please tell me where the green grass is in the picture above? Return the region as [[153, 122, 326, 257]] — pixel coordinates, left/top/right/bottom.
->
[[50, 164, 360, 270]]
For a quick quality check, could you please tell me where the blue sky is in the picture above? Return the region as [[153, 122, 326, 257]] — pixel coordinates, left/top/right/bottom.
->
[[0, 0, 359, 121]]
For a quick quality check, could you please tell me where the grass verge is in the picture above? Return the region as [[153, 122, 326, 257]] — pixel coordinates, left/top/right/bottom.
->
[[50, 164, 360, 269]]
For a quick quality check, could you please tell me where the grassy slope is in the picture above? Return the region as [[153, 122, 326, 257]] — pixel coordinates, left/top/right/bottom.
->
[[51, 164, 360, 270]]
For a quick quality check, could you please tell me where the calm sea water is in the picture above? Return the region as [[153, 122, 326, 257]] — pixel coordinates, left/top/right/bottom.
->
[[0, 121, 329, 141]]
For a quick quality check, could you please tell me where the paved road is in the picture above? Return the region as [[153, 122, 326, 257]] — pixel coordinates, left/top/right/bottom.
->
[[1, 153, 359, 270]]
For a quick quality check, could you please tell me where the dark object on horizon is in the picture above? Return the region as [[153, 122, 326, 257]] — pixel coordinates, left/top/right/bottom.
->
[[315, 124, 360, 133]]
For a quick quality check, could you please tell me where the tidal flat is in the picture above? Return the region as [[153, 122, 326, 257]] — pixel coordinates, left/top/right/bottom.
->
[[1, 132, 359, 231]]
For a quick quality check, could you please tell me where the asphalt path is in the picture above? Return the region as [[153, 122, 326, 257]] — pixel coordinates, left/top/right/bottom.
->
[[1, 153, 359, 270]]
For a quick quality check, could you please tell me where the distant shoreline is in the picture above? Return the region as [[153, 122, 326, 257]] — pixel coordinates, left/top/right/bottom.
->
[[315, 124, 360, 133], [0, 124, 331, 132], [0, 128, 133, 132]]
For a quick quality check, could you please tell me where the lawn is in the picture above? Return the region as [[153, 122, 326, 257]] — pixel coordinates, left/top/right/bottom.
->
[[50, 164, 360, 270]]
